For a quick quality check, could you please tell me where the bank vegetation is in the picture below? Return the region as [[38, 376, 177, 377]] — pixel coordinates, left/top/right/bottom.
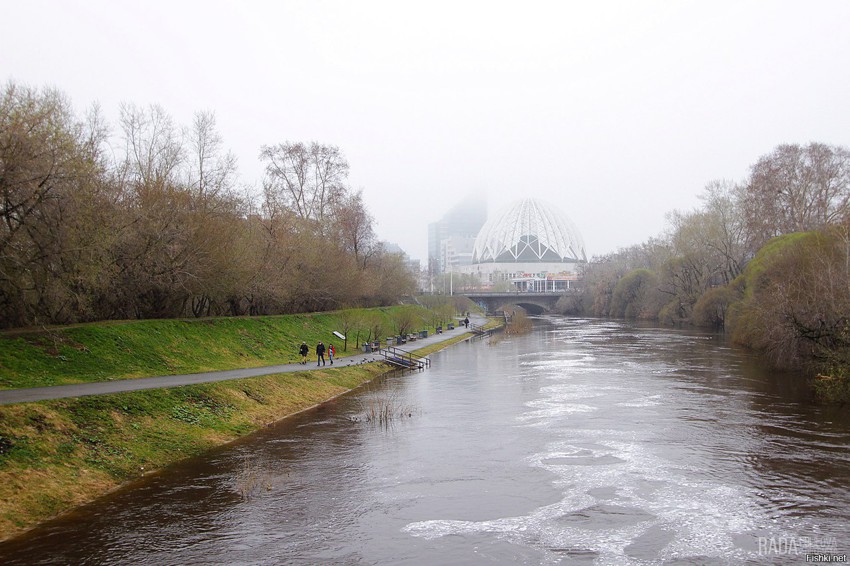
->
[[504, 310, 533, 335], [0, 81, 416, 329], [557, 142, 850, 402]]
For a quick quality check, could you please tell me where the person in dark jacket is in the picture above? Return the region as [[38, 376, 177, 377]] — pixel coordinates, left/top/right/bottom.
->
[[316, 341, 326, 366], [299, 342, 309, 365]]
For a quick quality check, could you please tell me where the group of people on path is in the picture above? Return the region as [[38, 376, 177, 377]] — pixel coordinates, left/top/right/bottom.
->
[[299, 341, 335, 366], [298, 313, 473, 366]]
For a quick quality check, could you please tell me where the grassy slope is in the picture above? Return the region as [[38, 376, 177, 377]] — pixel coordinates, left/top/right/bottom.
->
[[0, 308, 409, 389], [0, 364, 386, 539], [0, 307, 495, 540]]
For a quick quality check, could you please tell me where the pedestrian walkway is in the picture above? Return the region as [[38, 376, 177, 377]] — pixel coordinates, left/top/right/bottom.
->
[[0, 315, 490, 405]]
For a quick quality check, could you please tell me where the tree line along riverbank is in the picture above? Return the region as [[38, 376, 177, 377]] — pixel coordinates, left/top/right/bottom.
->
[[555, 143, 850, 403], [1, 82, 421, 330], [0, 304, 483, 541]]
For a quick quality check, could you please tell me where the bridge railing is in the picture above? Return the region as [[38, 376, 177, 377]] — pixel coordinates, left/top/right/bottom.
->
[[463, 290, 570, 296]]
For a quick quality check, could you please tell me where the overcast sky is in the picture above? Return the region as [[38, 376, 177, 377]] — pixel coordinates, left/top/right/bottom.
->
[[3, 0, 849, 261]]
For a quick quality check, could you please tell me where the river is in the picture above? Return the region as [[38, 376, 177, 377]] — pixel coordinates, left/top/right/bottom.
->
[[1, 317, 848, 564]]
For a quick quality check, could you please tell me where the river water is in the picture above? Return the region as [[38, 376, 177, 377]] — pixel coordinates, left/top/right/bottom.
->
[[2, 317, 848, 564]]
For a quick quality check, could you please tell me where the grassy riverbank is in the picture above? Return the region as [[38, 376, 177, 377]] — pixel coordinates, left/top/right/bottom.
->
[[0, 363, 386, 540], [0, 306, 493, 541], [0, 307, 418, 389]]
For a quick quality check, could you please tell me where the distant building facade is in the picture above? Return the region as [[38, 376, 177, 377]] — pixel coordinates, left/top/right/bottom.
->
[[427, 195, 487, 276], [459, 198, 587, 291]]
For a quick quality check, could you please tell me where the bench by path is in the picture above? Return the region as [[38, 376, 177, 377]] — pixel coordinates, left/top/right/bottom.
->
[[0, 315, 490, 405]]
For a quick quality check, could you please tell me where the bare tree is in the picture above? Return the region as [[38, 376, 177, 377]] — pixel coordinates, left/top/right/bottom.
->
[[186, 110, 237, 208], [329, 189, 378, 267], [698, 180, 749, 283], [741, 143, 850, 248], [392, 306, 425, 337], [0, 83, 113, 326], [112, 104, 193, 318], [260, 141, 349, 224], [1, 84, 79, 262], [119, 103, 183, 193]]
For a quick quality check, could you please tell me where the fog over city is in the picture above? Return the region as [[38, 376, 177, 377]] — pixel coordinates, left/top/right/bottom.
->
[[4, 0, 849, 261]]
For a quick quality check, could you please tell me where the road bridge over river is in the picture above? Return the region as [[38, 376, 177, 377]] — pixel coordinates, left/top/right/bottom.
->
[[461, 291, 569, 315]]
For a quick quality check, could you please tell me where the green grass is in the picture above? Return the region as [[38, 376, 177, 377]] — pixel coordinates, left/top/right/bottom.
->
[[0, 307, 428, 389]]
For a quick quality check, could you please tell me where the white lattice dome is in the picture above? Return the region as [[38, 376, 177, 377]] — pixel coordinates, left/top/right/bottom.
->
[[472, 198, 587, 264]]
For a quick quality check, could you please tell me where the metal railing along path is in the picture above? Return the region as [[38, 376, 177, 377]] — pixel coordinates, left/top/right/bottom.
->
[[377, 346, 431, 370]]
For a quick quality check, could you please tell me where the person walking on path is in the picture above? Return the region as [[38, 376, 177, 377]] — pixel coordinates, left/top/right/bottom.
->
[[464, 317, 469, 328], [328, 343, 335, 365], [299, 342, 309, 365], [316, 341, 326, 366]]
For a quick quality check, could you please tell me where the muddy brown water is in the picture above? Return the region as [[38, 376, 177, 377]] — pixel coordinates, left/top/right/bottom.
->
[[1, 317, 848, 564]]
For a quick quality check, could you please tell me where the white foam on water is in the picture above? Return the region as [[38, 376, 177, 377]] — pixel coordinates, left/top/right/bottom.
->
[[519, 357, 596, 369], [615, 394, 663, 408], [404, 367, 773, 563], [405, 427, 763, 562], [516, 382, 610, 424], [516, 402, 598, 423]]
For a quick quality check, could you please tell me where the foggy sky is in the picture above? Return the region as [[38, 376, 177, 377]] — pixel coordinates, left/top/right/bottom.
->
[[3, 0, 849, 262]]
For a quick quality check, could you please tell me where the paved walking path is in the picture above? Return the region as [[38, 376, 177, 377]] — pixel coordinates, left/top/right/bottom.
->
[[0, 316, 489, 405]]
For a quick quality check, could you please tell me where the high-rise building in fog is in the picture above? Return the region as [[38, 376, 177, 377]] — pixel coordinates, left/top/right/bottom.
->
[[427, 196, 487, 275]]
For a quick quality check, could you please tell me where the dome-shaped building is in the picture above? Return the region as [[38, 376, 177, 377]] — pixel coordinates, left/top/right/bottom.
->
[[462, 198, 586, 291], [473, 198, 586, 264]]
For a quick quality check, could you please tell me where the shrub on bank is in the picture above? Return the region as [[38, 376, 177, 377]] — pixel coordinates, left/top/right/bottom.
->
[[691, 287, 739, 328], [728, 231, 850, 368], [812, 374, 850, 404], [504, 311, 533, 335]]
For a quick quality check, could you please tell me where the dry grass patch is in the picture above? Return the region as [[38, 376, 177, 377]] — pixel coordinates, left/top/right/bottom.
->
[[0, 465, 115, 535], [233, 455, 277, 501]]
